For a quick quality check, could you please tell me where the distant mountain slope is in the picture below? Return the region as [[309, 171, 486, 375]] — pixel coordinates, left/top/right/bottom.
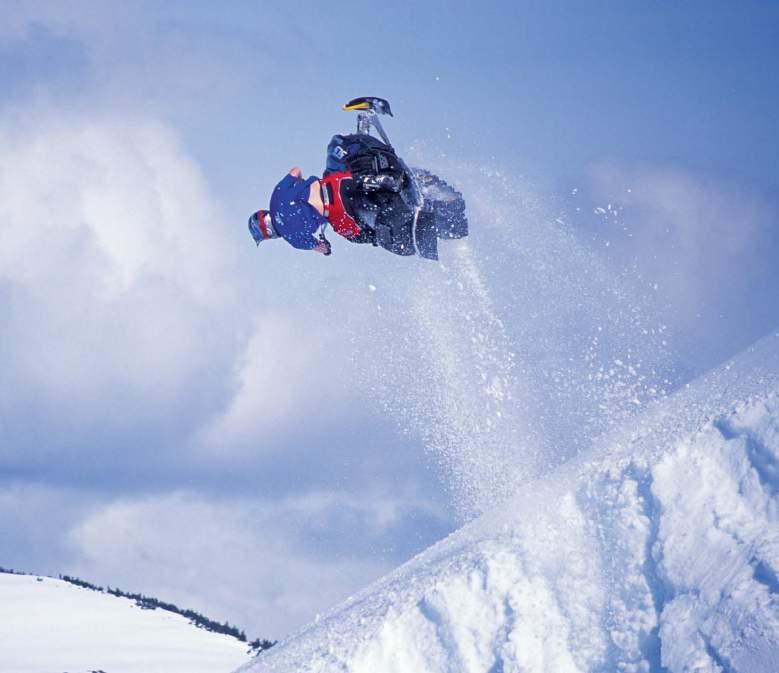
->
[[240, 331, 779, 673], [0, 572, 252, 673]]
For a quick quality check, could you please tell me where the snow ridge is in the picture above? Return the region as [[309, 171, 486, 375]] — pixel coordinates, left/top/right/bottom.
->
[[241, 332, 779, 673], [0, 573, 253, 673]]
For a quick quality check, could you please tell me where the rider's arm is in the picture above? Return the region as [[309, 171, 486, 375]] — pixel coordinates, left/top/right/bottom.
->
[[283, 231, 319, 250]]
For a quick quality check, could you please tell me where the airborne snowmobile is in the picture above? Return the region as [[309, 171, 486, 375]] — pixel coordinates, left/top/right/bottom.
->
[[248, 97, 468, 260]]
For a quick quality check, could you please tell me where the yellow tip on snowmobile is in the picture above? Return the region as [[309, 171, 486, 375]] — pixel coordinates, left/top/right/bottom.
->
[[343, 101, 371, 111], [343, 97, 393, 117]]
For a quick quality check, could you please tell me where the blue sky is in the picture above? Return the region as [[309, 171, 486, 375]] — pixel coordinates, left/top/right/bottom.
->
[[1, 1, 778, 638]]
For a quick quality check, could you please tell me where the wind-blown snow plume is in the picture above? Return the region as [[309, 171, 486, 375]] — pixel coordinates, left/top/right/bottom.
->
[[407, 242, 525, 515], [365, 160, 675, 516]]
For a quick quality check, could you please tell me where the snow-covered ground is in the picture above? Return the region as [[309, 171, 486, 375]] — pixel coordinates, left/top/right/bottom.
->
[[0, 573, 252, 673], [242, 331, 779, 673]]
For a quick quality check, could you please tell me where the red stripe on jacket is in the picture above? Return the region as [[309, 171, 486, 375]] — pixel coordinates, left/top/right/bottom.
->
[[320, 172, 362, 239]]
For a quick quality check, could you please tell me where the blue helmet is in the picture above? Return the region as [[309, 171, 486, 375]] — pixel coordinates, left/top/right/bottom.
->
[[248, 210, 279, 246]]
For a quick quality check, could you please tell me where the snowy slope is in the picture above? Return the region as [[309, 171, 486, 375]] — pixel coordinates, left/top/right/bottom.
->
[[0, 573, 252, 673], [241, 331, 779, 673]]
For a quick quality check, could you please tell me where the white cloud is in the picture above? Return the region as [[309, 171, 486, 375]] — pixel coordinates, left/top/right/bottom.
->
[[587, 160, 773, 299], [66, 490, 418, 636], [0, 109, 238, 425], [196, 312, 335, 453], [584, 160, 779, 369], [0, 112, 233, 301], [0, 483, 99, 571]]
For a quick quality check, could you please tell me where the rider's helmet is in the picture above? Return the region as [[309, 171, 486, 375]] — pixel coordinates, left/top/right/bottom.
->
[[248, 210, 279, 246]]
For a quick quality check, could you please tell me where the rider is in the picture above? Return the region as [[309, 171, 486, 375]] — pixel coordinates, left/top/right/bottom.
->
[[247, 167, 333, 255], [248, 134, 415, 256]]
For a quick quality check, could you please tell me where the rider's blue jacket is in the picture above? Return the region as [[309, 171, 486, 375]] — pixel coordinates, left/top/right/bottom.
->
[[269, 173, 329, 250]]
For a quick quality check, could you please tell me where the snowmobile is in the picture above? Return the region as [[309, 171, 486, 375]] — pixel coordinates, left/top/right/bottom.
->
[[327, 97, 468, 260]]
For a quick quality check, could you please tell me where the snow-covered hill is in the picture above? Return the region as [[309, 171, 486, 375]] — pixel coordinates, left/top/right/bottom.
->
[[0, 573, 252, 673], [240, 331, 779, 673]]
